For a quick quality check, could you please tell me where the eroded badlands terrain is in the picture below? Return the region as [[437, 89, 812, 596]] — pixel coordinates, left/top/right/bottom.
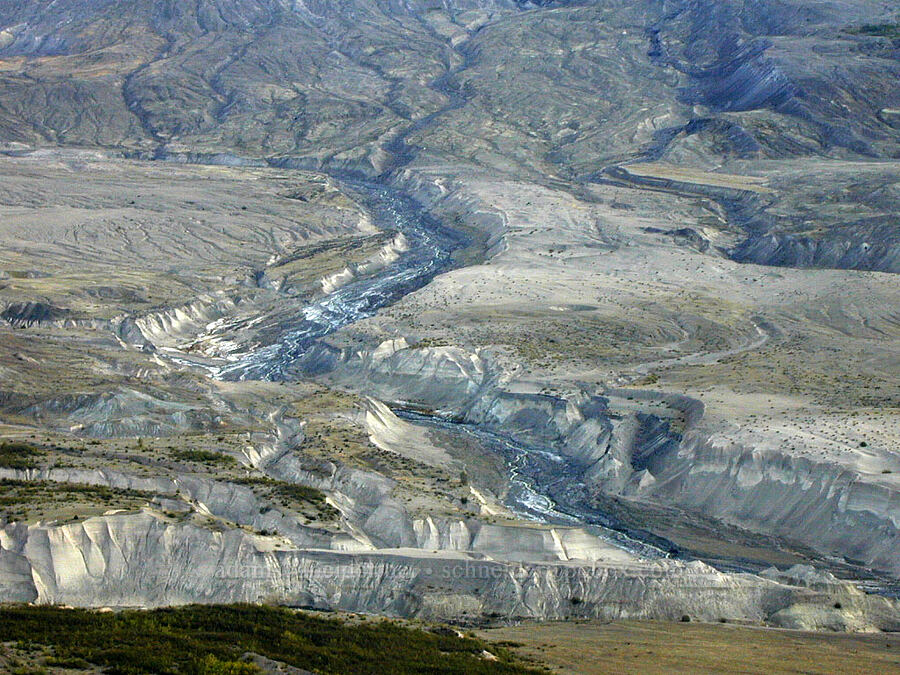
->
[[0, 0, 898, 639]]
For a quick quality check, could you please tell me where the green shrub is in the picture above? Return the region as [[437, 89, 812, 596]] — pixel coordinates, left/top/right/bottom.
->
[[44, 656, 93, 668], [192, 654, 260, 675]]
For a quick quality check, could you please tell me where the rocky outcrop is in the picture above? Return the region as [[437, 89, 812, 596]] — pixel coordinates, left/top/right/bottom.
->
[[330, 343, 495, 411], [365, 397, 455, 468]]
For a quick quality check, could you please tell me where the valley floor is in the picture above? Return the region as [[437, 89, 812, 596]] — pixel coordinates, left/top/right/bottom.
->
[[3, 604, 896, 675], [479, 620, 900, 675]]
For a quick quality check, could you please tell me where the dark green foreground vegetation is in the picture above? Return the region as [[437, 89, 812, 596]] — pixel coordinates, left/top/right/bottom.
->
[[850, 23, 900, 38], [0, 604, 544, 675], [0, 441, 42, 470]]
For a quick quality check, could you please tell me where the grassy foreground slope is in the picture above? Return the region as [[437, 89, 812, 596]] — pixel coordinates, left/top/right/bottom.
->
[[479, 620, 900, 675], [0, 604, 544, 675]]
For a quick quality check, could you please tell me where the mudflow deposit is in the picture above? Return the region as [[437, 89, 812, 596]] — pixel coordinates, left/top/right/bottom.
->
[[0, 0, 899, 637]]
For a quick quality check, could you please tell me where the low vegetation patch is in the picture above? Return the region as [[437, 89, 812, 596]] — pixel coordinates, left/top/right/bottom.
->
[[0, 604, 544, 675], [172, 449, 238, 466], [0, 441, 43, 470], [0, 479, 153, 522], [235, 477, 340, 521], [848, 23, 900, 38]]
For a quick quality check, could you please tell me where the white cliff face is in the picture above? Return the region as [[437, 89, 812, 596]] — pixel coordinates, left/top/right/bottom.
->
[[2, 510, 897, 630], [334, 342, 493, 410], [627, 427, 900, 578], [0, 522, 37, 603], [365, 397, 455, 468], [134, 294, 245, 348], [321, 233, 410, 294]]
